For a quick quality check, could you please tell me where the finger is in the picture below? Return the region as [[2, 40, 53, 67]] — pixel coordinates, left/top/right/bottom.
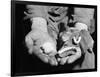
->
[[37, 53, 49, 63], [37, 52, 58, 66], [48, 56, 58, 66], [67, 50, 81, 64], [67, 55, 79, 63], [59, 57, 69, 65], [60, 47, 81, 64]]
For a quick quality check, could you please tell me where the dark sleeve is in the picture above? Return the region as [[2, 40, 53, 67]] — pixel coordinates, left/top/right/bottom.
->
[[74, 8, 95, 33], [24, 5, 48, 19]]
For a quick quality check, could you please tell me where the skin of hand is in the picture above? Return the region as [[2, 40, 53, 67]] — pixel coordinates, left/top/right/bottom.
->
[[25, 17, 58, 66]]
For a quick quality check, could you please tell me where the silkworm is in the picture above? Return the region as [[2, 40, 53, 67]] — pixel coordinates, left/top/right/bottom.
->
[[58, 46, 76, 54], [73, 36, 81, 44]]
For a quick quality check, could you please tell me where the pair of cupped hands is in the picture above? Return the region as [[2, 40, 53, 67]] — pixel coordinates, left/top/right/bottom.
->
[[38, 30, 82, 66], [25, 29, 82, 66], [26, 29, 81, 66]]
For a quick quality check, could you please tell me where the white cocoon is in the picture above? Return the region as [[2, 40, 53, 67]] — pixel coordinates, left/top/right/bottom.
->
[[42, 42, 56, 54], [58, 47, 76, 54]]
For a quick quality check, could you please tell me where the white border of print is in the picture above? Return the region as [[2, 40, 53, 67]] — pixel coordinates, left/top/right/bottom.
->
[[0, 0, 99, 77]]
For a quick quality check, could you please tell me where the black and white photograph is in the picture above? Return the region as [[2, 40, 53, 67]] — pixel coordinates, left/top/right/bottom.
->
[[11, 0, 97, 76]]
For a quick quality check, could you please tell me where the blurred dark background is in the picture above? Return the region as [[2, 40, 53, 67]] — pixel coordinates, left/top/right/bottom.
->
[[11, 1, 97, 76]]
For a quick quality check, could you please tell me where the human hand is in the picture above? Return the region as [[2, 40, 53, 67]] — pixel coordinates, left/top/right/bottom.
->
[[25, 32, 58, 66]]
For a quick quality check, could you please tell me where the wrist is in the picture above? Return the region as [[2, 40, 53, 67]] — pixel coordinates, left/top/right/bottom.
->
[[31, 17, 48, 32]]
